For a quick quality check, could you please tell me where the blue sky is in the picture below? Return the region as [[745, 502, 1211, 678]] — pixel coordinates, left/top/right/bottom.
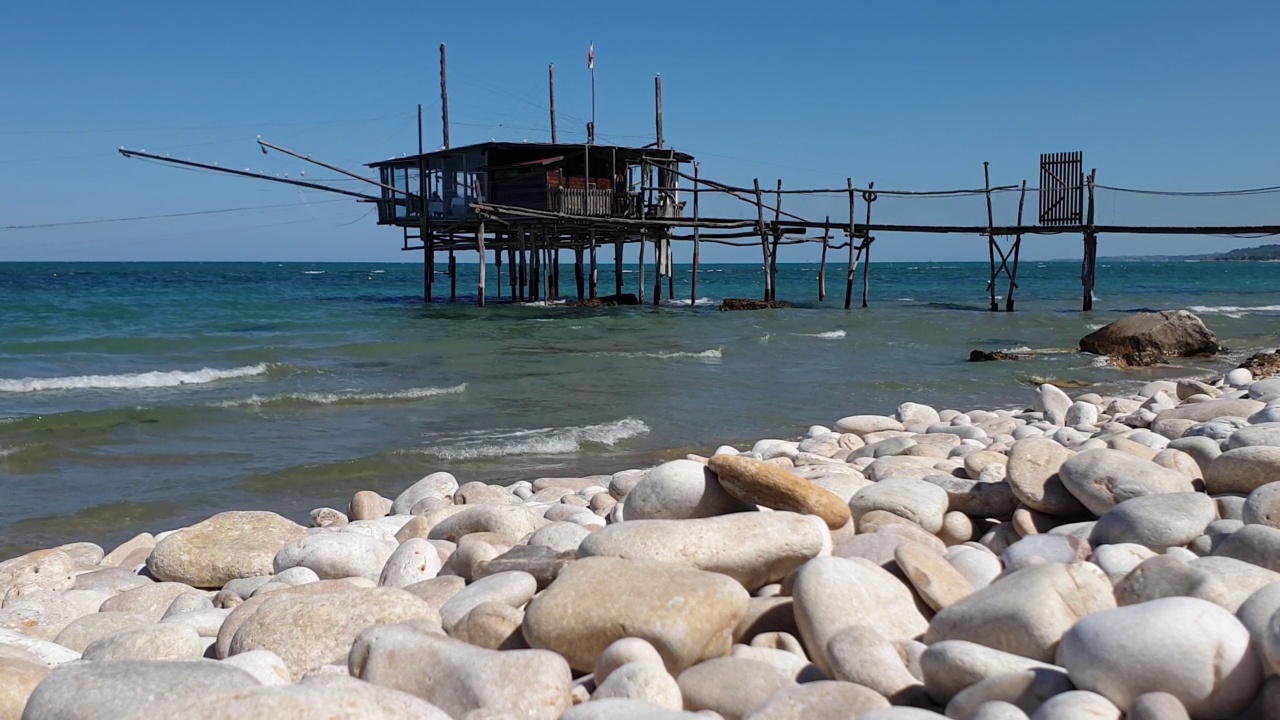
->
[[1, 0, 1277, 262]]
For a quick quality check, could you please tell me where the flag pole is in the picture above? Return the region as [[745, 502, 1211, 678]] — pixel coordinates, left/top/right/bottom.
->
[[589, 41, 596, 145]]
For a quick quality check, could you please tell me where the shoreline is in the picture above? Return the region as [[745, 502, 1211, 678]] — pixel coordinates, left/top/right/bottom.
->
[[3, 354, 1280, 716]]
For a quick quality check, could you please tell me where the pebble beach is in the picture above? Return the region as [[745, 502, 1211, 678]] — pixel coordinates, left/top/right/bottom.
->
[[5, 354, 1280, 719]]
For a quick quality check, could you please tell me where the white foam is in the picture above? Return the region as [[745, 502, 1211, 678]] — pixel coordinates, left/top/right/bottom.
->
[[796, 330, 846, 339], [0, 364, 271, 393], [1089, 356, 1113, 368], [663, 297, 715, 307], [416, 417, 649, 460], [301, 270, 326, 275], [213, 383, 467, 408], [1188, 304, 1280, 316], [602, 348, 722, 360], [1087, 323, 1106, 330]]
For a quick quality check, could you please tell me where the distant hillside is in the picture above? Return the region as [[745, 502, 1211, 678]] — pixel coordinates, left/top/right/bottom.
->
[[1101, 243, 1280, 262]]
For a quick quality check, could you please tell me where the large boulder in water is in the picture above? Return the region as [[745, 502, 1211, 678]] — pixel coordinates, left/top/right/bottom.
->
[[720, 298, 789, 311], [1079, 310, 1220, 367], [1239, 350, 1280, 380]]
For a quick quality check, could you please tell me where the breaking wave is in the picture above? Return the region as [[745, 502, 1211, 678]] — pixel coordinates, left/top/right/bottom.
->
[[1188, 305, 1280, 318], [0, 364, 272, 393], [796, 330, 846, 339], [599, 348, 722, 360], [414, 417, 649, 460], [212, 383, 468, 408]]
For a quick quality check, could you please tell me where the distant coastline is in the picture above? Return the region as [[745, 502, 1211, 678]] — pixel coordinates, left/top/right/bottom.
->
[[1090, 243, 1280, 263]]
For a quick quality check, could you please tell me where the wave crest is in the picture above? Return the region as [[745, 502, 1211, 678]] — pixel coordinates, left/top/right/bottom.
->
[[796, 330, 846, 339], [213, 383, 468, 408], [0, 364, 271, 393], [415, 417, 649, 460]]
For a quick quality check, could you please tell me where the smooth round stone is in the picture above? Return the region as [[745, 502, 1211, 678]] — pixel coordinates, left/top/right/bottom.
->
[[939, 511, 976, 546], [228, 586, 441, 679], [1088, 492, 1215, 550], [826, 625, 924, 702], [849, 479, 949, 533], [1185, 421, 1237, 442], [894, 542, 974, 611], [946, 669, 1073, 719], [403, 575, 466, 614], [378, 538, 443, 588], [1226, 422, 1280, 450], [272, 532, 393, 581], [1057, 449, 1197, 516], [161, 607, 229, 636], [171, 676, 454, 718], [219, 649, 291, 686], [1064, 402, 1099, 428], [438, 570, 536, 634], [0, 657, 49, 719], [746, 680, 890, 719], [919, 640, 1061, 706], [579, 512, 827, 591], [897, 402, 942, 427], [707, 455, 851, 529], [1236, 582, 1280, 660], [625, 460, 753, 521], [676, 656, 792, 718], [1091, 543, 1155, 583], [0, 590, 106, 641], [523, 556, 749, 674], [99, 582, 202, 623], [925, 562, 1115, 662], [835, 415, 904, 436], [1213, 523, 1280, 573], [0, 628, 80, 667], [925, 475, 1018, 518], [968, 701, 1031, 720], [451, 601, 526, 650], [82, 623, 204, 662], [145, 511, 306, 589], [792, 556, 929, 672], [1243, 481, 1280, 528], [20, 660, 261, 720], [0, 550, 76, 599], [561, 698, 705, 720], [1058, 597, 1261, 718], [1115, 555, 1280, 612], [945, 545, 1002, 590], [1005, 438, 1086, 516], [52, 611, 150, 653], [595, 637, 667, 685], [1033, 385, 1072, 418], [352, 622, 571, 719], [1155, 398, 1265, 423], [390, 472, 459, 515], [1168, 436, 1222, 475], [1126, 691, 1191, 720], [1000, 535, 1089, 573], [426, 505, 546, 542], [1206, 446, 1280, 494], [349, 490, 392, 521], [453, 481, 519, 505], [593, 661, 682, 709], [962, 451, 1007, 480], [1029, 690, 1120, 719]]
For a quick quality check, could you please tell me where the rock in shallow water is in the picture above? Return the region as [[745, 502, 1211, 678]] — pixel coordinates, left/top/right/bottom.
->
[[1057, 596, 1261, 719], [706, 455, 851, 529], [523, 556, 749, 674], [577, 512, 828, 591]]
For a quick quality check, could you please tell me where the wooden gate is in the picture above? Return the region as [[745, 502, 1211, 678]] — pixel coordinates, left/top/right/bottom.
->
[[1038, 152, 1084, 226]]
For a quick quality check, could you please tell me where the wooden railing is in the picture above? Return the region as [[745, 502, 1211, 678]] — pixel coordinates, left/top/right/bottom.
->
[[548, 188, 630, 217]]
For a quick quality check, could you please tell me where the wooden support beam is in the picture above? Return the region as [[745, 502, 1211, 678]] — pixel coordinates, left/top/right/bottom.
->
[[818, 217, 829, 302], [589, 229, 598, 300], [508, 244, 517, 301], [494, 244, 502, 300], [862, 182, 875, 309], [753, 179, 771, 302], [845, 179, 856, 310], [548, 63, 558, 144], [614, 237, 624, 295], [553, 247, 561, 300], [638, 231, 646, 304], [575, 246, 585, 300], [691, 163, 701, 308], [1007, 180, 1027, 312], [448, 250, 457, 301], [770, 179, 783, 302], [1083, 169, 1098, 312], [652, 231, 664, 306], [518, 227, 528, 301], [984, 161, 998, 312], [476, 220, 487, 307], [439, 44, 450, 149], [667, 240, 675, 300]]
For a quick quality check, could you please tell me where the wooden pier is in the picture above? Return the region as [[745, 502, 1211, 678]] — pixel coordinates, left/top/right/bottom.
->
[[118, 44, 1280, 312]]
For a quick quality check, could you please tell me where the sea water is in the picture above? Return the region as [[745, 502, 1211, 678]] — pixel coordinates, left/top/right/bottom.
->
[[2, 260, 1279, 555]]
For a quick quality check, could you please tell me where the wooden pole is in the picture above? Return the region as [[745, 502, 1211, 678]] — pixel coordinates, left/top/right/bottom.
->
[[653, 232, 664, 305], [575, 246, 585, 300], [589, 229, 598, 300], [984, 161, 998, 312], [691, 163, 701, 308], [448, 250, 457, 301], [667, 241, 675, 300], [548, 63, 558, 144], [494, 245, 502, 300], [1007, 180, 1027, 312], [476, 221, 487, 308], [638, 230, 646, 304], [508, 244, 517, 300], [1083, 168, 1098, 311], [439, 44, 450, 149], [862, 182, 874, 308], [818, 217, 829, 301], [845, 179, 856, 309], [553, 247, 561, 300], [655, 75, 664, 149], [518, 227, 528, 301], [614, 237, 624, 295], [529, 231, 539, 300], [770, 179, 783, 302], [753, 179, 771, 302]]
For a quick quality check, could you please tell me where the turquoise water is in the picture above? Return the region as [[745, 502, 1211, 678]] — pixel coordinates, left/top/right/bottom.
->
[[2, 260, 1279, 556]]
